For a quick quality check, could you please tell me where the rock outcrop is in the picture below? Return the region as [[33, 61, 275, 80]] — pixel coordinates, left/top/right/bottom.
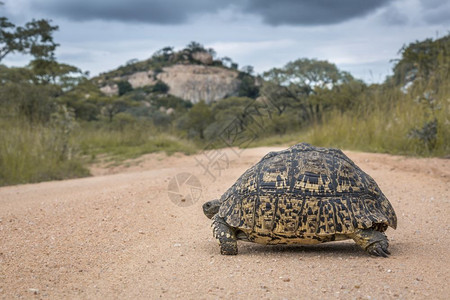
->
[[99, 84, 119, 96], [191, 52, 213, 65], [128, 71, 156, 88], [157, 65, 240, 104], [99, 64, 241, 104]]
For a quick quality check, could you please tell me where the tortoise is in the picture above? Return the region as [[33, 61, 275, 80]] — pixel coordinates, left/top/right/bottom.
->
[[203, 143, 397, 257]]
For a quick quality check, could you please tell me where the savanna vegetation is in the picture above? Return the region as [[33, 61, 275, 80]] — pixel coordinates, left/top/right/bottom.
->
[[1, 12, 449, 186]]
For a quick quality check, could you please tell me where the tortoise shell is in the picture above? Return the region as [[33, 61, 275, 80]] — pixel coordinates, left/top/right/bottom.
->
[[218, 143, 397, 244]]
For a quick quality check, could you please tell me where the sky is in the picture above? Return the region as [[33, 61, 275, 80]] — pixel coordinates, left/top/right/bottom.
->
[[1, 0, 449, 83]]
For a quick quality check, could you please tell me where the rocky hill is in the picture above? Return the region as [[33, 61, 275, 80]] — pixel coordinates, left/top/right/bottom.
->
[[94, 43, 253, 104], [157, 65, 240, 104]]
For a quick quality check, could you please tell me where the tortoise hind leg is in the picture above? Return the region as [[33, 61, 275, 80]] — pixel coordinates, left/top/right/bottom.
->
[[212, 214, 238, 255], [350, 228, 390, 257]]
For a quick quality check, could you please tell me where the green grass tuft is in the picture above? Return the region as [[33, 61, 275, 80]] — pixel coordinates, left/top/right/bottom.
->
[[0, 120, 90, 186], [75, 122, 198, 163]]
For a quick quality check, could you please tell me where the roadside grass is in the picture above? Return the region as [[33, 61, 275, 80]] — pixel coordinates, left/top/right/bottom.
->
[[75, 122, 198, 163], [303, 81, 449, 156], [0, 119, 89, 186], [0, 120, 198, 186], [252, 80, 449, 157]]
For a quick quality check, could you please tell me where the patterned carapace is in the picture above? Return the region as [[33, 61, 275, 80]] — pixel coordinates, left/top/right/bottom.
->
[[217, 143, 397, 245]]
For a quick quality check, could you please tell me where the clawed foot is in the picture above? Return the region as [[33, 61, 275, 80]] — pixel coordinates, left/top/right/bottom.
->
[[220, 241, 238, 255], [366, 240, 390, 257], [351, 228, 392, 258]]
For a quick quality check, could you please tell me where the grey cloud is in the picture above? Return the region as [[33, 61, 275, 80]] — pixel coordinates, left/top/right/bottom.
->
[[241, 0, 392, 25], [420, 0, 448, 6], [420, 0, 450, 25], [31, 0, 230, 24], [379, 6, 409, 25], [30, 0, 392, 26]]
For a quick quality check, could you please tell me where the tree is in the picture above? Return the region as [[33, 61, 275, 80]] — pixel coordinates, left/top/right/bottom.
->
[[240, 65, 255, 75], [100, 97, 130, 122], [29, 59, 84, 87], [200, 97, 252, 142], [57, 79, 103, 121], [238, 72, 259, 99], [283, 58, 347, 94], [185, 100, 213, 139], [0, 60, 86, 123], [391, 34, 450, 86], [207, 48, 216, 58], [210, 97, 255, 131], [221, 56, 233, 68], [0, 65, 55, 123], [117, 80, 133, 96], [185, 41, 206, 53], [0, 17, 59, 62], [152, 46, 174, 62], [260, 80, 299, 116], [152, 80, 169, 93], [262, 58, 354, 121], [309, 78, 366, 113]]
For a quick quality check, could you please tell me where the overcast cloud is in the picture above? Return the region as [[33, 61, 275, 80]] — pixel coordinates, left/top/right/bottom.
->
[[26, 0, 392, 26], [241, 0, 391, 25], [30, 0, 228, 24], [1, 0, 449, 83], [420, 0, 450, 25]]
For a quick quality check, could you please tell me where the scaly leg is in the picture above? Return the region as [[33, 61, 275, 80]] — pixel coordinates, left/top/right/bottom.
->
[[350, 228, 391, 257], [212, 214, 238, 255]]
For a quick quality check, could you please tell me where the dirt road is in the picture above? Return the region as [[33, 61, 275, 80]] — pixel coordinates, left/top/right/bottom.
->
[[1, 146, 449, 299]]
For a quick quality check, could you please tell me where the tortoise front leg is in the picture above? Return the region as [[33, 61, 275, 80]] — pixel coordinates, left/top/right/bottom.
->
[[350, 228, 390, 257], [212, 214, 238, 255]]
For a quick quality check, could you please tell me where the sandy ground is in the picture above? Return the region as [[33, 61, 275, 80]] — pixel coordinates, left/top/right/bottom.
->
[[0, 146, 449, 299]]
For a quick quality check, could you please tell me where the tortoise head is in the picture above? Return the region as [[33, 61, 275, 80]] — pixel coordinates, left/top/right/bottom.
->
[[202, 199, 220, 219]]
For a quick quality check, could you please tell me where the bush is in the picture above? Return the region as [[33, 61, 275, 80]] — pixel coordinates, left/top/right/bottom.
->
[[152, 81, 169, 93], [117, 80, 133, 96]]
